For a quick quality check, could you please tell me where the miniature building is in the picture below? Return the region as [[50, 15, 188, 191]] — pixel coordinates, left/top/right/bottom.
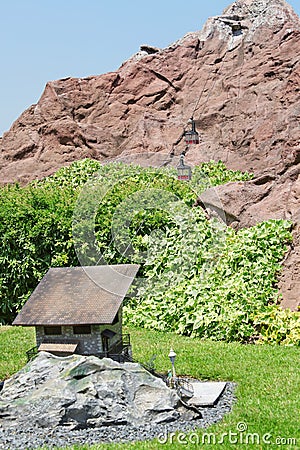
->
[[13, 264, 140, 360]]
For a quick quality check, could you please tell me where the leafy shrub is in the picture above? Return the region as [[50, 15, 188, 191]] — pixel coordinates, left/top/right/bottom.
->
[[254, 306, 300, 346], [124, 218, 293, 343], [0, 158, 297, 347], [0, 183, 78, 320], [0, 159, 248, 324]]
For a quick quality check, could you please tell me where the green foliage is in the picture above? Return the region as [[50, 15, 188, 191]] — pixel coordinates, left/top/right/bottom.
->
[[0, 183, 78, 322], [0, 158, 298, 347], [0, 158, 247, 324], [124, 218, 295, 343], [190, 160, 253, 192], [254, 306, 300, 345], [33, 158, 104, 189]]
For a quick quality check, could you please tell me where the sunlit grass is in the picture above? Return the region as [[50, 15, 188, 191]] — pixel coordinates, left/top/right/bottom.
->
[[0, 325, 35, 379], [0, 325, 299, 449]]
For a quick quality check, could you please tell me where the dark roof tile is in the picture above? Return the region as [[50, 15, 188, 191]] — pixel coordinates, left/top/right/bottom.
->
[[13, 265, 139, 326]]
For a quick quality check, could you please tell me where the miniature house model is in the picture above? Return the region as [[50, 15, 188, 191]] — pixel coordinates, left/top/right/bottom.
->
[[13, 264, 140, 359]]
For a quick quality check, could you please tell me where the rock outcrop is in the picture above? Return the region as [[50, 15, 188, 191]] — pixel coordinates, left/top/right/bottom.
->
[[0, 0, 299, 309], [0, 0, 299, 184], [0, 352, 197, 430]]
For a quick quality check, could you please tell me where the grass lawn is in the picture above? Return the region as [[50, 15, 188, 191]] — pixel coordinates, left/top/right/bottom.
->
[[0, 325, 299, 449]]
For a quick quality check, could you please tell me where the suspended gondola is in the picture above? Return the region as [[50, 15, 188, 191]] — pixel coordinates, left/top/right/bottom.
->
[[184, 118, 200, 145], [177, 154, 192, 181]]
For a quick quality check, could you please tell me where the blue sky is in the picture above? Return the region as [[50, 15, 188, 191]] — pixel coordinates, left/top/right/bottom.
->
[[1, 0, 299, 136]]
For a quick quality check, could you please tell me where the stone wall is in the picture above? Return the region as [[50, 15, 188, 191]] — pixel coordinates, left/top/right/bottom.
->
[[35, 314, 123, 355]]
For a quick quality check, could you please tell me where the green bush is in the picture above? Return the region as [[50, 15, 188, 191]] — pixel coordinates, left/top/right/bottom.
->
[[0, 158, 298, 347], [0, 183, 78, 321], [124, 218, 295, 343], [0, 159, 249, 324], [254, 305, 300, 345]]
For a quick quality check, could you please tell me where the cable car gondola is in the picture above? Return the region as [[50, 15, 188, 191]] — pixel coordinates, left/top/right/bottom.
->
[[177, 155, 192, 181], [184, 118, 200, 145]]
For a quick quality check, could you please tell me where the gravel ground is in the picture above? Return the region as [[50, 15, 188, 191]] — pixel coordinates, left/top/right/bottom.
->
[[0, 383, 236, 449]]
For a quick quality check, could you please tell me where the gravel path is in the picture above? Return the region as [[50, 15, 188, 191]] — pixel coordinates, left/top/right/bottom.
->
[[0, 383, 236, 449]]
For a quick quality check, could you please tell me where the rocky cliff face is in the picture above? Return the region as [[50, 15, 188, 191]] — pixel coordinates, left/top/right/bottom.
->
[[1, 0, 299, 183], [0, 0, 299, 309]]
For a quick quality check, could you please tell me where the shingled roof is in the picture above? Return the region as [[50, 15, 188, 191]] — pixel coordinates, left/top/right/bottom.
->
[[13, 264, 140, 326]]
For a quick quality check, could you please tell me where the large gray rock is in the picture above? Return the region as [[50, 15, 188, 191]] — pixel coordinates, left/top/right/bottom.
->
[[0, 352, 195, 430]]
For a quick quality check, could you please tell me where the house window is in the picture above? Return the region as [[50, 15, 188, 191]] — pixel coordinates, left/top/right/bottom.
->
[[73, 325, 92, 335], [44, 326, 62, 335]]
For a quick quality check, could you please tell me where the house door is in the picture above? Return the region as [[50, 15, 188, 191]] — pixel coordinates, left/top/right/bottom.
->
[[101, 329, 116, 356], [102, 335, 109, 355]]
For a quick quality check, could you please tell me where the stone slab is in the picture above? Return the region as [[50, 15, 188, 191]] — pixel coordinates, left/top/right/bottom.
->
[[188, 381, 227, 407]]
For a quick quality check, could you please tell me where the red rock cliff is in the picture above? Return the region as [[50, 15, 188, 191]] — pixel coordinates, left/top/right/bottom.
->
[[0, 0, 299, 309]]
